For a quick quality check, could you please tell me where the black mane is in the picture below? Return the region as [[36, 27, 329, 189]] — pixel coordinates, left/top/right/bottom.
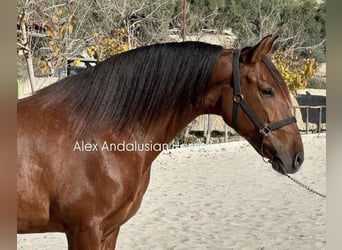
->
[[34, 42, 223, 134]]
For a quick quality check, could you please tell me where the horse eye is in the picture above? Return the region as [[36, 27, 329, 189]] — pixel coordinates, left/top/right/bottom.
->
[[260, 88, 274, 97]]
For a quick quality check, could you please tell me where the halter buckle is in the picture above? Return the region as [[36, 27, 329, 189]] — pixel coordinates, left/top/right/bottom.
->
[[259, 125, 271, 136], [233, 94, 244, 103]]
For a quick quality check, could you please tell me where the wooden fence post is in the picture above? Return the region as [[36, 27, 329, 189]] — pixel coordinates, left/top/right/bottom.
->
[[305, 106, 309, 134], [318, 106, 322, 133], [224, 124, 228, 142], [205, 114, 211, 144]]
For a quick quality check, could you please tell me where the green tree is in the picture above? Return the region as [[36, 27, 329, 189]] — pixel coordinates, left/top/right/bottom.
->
[[17, 0, 326, 94], [229, 0, 326, 62]]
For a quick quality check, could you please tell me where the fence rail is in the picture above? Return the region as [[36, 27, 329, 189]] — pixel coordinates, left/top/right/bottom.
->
[[293, 105, 326, 134]]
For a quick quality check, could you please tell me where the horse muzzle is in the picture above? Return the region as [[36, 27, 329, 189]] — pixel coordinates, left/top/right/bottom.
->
[[271, 152, 304, 175]]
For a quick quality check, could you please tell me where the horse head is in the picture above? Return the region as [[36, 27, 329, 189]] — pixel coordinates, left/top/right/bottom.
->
[[210, 35, 304, 174]]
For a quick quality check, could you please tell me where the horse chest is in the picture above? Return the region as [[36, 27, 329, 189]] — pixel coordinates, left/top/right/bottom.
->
[[100, 163, 152, 232], [120, 167, 151, 223]]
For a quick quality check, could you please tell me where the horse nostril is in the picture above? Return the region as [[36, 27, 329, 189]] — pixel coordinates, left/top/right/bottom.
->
[[293, 152, 304, 169]]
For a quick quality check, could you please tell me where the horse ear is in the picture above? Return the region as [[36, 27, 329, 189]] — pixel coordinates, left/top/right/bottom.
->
[[241, 35, 278, 64]]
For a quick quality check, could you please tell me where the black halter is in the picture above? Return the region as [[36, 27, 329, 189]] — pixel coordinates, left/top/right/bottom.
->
[[231, 49, 296, 157]]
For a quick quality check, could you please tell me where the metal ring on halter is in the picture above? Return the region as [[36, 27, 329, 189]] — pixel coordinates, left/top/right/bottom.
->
[[233, 94, 244, 103]]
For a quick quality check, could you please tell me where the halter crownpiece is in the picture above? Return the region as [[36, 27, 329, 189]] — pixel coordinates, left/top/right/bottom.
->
[[231, 49, 297, 157]]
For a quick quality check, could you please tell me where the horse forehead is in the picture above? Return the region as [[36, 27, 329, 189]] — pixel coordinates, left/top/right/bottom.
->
[[244, 62, 278, 85]]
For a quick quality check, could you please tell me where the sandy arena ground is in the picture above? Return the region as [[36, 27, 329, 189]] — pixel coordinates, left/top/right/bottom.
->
[[17, 134, 326, 250]]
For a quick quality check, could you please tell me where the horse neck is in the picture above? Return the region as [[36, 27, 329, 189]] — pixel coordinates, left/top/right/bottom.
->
[[129, 50, 233, 161], [139, 90, 231, 162], [141, 60, 233, 150], [143, 107, 201, 146]]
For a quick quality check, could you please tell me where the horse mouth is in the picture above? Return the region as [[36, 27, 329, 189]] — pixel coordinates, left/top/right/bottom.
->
[[271, 157, 287, 175]]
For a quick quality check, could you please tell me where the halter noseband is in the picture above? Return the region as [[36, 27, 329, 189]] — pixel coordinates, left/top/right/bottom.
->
[[231, 49, 296, 157]]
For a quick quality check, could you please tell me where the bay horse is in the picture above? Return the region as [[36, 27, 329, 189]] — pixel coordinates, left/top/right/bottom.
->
[[17, 35, 304, 249]]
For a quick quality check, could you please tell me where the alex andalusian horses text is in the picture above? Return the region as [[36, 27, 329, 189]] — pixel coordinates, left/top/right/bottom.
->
[[17, 35, 304, 249]]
